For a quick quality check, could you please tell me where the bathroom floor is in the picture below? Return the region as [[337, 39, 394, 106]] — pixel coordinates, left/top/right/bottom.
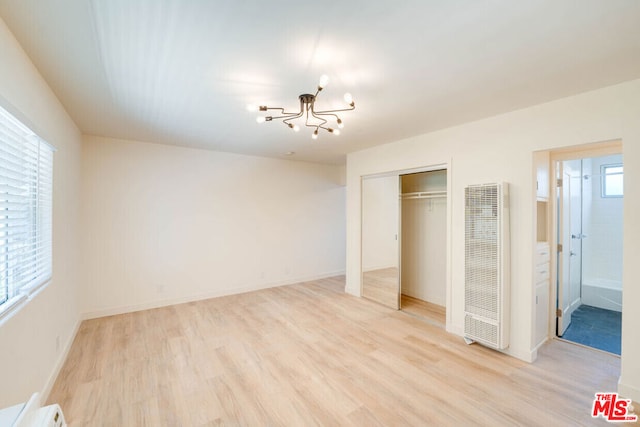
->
[[561, 304, 621, 355]]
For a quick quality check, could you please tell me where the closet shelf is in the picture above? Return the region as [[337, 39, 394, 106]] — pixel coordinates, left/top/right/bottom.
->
[[401, 190, 447, 200]]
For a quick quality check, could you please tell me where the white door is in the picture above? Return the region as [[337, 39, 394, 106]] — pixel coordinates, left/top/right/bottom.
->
[[557, 160, 583, 336]]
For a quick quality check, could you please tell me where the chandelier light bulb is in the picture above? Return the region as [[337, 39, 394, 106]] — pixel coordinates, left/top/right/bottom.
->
[[312, 129, 319, 140], [343, 92, 353, 105], [337, 118, 344, 129], [318, 74, 329, 89], [333, 129, 341, 136], [256, 116, 266, 124], [246, 104, 258, 112], [293, 125, 300, 132]]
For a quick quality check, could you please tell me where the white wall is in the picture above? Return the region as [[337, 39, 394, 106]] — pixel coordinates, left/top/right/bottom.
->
[[401, 196, 447, 305], [81, 136, 346, 317], [0, 17, 82, 406], [582, 154, 623, 288], [346, 79, 640, 401]]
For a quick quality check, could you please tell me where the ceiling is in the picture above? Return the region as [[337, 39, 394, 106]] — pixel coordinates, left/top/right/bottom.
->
[[1, 1, 640, 164]]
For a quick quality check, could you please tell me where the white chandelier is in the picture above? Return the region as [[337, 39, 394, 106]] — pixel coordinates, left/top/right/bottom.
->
[[248, 75, 355, 140]]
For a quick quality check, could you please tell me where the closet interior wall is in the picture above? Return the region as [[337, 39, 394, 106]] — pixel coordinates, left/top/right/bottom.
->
[[400, 170, 447, 306]]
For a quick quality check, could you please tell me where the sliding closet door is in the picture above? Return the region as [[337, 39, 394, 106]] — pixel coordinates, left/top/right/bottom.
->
[[361, 174, 400, 309]]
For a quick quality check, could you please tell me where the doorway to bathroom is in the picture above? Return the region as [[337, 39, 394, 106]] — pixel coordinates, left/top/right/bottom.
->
[[556, 153, 623, 355]]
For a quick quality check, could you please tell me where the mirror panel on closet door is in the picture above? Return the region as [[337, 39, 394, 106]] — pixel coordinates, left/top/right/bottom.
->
[[361, 174, 400, 309]]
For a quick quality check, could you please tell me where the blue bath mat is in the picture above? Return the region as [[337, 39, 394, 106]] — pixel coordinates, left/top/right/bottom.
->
[[561, 305, 621, 355]]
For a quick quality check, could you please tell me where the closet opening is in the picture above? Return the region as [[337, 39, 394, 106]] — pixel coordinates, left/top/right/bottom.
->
[[400, 170, 447, 326]]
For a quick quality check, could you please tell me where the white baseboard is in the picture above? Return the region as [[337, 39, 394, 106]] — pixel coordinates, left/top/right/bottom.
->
[[446, 323, 463, 336], [82, 270, 346, 320], [40, 318, 81, 405], [344, 285, 360, 297], [529, 338, 549, 362], [448, 322, 537, 363], [618, 378, 640, 403]]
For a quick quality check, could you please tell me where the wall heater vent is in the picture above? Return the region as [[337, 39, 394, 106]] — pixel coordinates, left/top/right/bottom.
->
[[464, 182, 510, 350]]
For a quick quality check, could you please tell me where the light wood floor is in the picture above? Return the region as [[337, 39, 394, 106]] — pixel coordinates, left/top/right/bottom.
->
[[363, 268, 446, 326], [362, 267, 399, 308], [401, 294, 446, 327], [48, 276, 636, 426]]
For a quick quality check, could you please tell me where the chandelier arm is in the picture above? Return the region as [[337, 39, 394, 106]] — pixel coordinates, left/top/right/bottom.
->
[[313, 112, 341, 122], [265, 107, 295, 113], [313, 105, 355, 114], [268, 115, 299, 121], [305, 113, 326, 129], [303, 103, 312, 127], [268, 112, 303, 120], [264, 107, 302, 116], [310, 112, 333, 128], [282, 112, 304, 126]]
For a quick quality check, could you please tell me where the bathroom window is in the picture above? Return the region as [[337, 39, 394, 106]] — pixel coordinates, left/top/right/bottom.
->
[[601, 164, 623, 198]]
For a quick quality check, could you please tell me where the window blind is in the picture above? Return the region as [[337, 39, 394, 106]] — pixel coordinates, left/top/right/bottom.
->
[[0, 105, 53, 311]]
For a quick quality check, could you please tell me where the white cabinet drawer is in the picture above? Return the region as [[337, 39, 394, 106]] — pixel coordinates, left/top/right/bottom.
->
[[535, 264, 550, 283], [536, 243, 550, 265]]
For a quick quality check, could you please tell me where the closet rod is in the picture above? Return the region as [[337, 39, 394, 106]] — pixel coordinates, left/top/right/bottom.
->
[[401, 190, 447, 200], [402, 194, 447, 200]]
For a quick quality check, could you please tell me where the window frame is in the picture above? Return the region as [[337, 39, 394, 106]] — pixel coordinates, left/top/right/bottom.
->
[[0, 104, 54, 324], [600, 163, 623, 198]]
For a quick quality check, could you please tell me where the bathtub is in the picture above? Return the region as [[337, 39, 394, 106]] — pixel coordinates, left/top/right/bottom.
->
[[582, 279, 622, 312]]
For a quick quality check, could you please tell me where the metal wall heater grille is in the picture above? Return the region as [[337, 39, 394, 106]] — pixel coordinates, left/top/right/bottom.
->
[[464, 183, 510, 349], [465, 315, 498, 346]]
